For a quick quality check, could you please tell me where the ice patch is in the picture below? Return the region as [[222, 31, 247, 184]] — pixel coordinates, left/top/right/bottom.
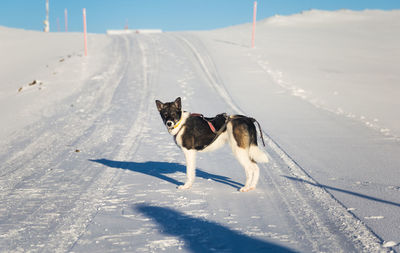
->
[[383, 241, 398, 248], [135, 193, 147, 197], [91, 75, 104, 80], [146, 238, 184, 251], [364, 216, 384, 220], [388, 185, 400, 191]]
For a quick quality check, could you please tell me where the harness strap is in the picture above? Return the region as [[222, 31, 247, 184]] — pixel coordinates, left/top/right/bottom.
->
[[188, 113, 266, 148], [207, 121, 216, 133], [190, 113, 217, 133]]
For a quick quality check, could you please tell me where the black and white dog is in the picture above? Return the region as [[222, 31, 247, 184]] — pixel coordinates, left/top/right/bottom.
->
[[155, 97, 269, 192]]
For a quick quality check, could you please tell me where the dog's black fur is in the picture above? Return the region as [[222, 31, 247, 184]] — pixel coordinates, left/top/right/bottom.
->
[[180, 113, 228, 150]]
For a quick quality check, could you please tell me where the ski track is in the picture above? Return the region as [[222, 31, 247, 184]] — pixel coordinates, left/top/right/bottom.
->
[[0, 33, 389, 252], [172, 33, 385, 252]]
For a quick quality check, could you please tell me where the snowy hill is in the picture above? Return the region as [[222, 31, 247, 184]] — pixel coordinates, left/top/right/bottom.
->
[[0, 10, 399, 252]]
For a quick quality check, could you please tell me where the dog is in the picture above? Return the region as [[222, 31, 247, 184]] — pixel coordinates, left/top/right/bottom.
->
[[155, 97, 269, 192]]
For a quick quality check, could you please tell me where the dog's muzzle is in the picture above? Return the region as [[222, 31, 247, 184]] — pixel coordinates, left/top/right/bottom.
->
[[166, 120, 174, 128]]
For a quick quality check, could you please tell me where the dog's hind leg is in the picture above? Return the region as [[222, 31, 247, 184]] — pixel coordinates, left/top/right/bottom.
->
[[249, 163, 260, 189], [232, 147, 257, 192], [227, 121, 258, 192], [178, 148, 196, 190]]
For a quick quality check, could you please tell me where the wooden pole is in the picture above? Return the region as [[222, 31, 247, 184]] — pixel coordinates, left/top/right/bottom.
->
[[252, 1, 257, 48], [83, 8, 87, 56], [44, 0, 50, 32], [65, 8, 68, 32]]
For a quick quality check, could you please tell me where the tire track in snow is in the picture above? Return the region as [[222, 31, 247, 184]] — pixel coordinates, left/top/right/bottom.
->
[[0, 35, 158, 252], [114, 36, 158, 161], [0, 36, 127, 194], [48, 35, 159, 252], [63, 35, 160, 252], [0, 35, 131, 252], [173, 33, 386, 252], [172, 34, 242, 115]]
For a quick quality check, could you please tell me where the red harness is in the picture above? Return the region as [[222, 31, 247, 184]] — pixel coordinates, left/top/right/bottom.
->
[[190, 113, 217, 133]]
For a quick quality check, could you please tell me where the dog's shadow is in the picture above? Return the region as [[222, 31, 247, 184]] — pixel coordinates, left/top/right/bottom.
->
[[90, 159, 243, 190], [134, 204, 296, 253]]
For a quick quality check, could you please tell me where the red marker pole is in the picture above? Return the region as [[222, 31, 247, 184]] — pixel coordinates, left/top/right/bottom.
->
[[83, 8, 88, 56], [65, 8, 68, 32], [252, 1, 257, 48]]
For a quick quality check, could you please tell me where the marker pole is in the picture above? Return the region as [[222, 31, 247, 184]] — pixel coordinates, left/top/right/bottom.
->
[[65, 8, 68, 32], [57, 17, 60, 32], [44, 0, 50, 32], [252, 1, 257, 48], [83, 8, 87, 56]]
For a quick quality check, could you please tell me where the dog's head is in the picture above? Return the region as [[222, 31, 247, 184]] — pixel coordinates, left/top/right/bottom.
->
[[155, 97, 182, 133]]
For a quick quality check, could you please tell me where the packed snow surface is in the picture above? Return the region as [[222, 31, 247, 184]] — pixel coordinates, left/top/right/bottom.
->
[[0, 9, 399, 252]]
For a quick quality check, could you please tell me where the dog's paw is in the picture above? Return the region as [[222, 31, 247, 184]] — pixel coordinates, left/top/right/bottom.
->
[[239, 186, 255, 192], [178, 183, 192, 190]]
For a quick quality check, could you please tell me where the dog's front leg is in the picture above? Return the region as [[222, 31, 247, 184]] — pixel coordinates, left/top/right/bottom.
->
[[178, 148, 196, 190]]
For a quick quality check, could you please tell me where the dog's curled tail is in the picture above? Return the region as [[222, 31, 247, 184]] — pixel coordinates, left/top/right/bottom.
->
[[250, 117, 266, 147], [249, 145, 269, 163]]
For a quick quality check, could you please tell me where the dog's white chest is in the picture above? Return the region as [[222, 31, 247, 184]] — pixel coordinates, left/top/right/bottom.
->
[[200, 131, 228, 152]]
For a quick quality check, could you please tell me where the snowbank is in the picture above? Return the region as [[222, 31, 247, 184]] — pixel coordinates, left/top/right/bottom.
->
[[206, 9, 400, 138], [0, 26, 110, 139]]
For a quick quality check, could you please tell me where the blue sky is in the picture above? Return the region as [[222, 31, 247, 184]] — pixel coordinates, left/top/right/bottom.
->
[[0, 0, 399, 33]]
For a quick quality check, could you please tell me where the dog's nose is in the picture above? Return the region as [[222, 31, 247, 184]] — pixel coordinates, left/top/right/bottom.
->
[[166, 121, 173, 127]]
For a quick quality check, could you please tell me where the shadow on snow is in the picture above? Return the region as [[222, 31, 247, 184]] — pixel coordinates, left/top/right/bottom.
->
[[134, 204, 296, 253], [285, 176, 400, 208], [90, 159, 243, 190]]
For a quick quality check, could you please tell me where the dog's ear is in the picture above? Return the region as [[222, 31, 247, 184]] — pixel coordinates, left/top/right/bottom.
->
[[155, 100, 164, 111], [174, 97, 181, 110]]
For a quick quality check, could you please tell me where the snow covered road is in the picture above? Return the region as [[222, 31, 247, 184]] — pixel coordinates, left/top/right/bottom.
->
[[0, 29, 393, 252], [2, 10, 400, 252]]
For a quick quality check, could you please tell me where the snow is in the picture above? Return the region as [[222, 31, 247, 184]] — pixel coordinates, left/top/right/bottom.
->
[[1, 9, 399, 252]]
